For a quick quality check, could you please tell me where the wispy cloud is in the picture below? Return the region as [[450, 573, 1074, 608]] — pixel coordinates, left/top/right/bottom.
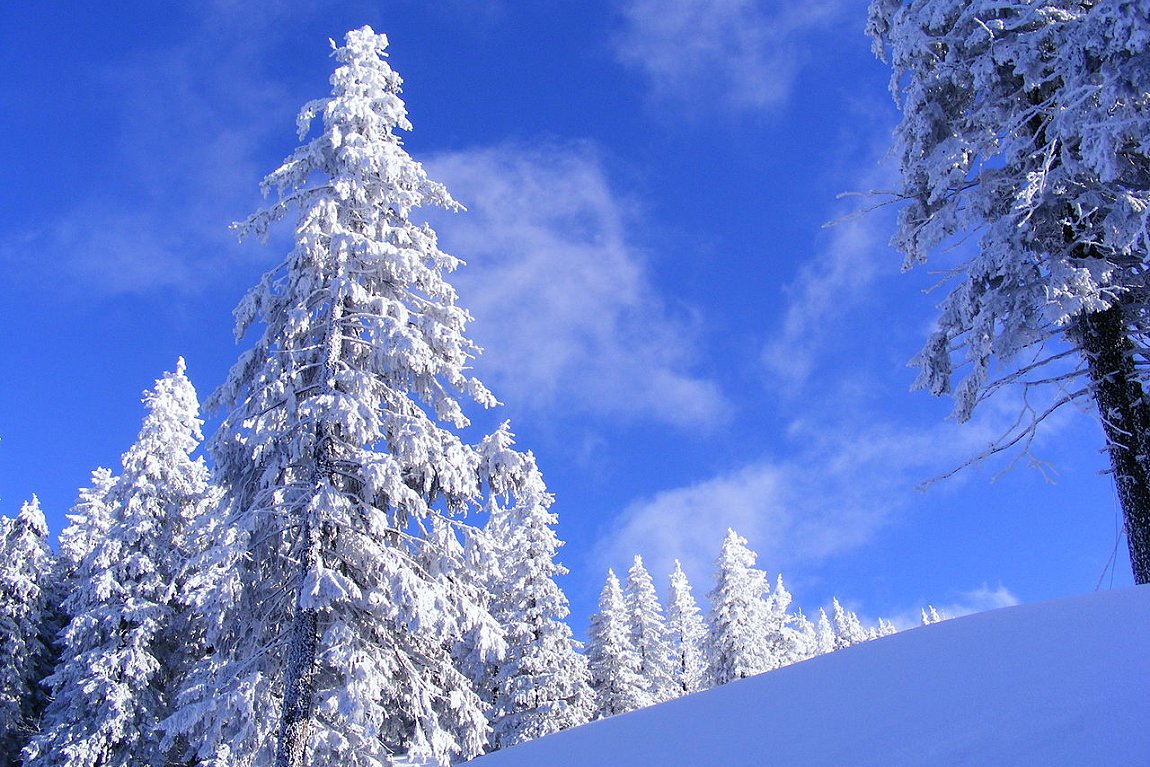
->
[[760, 117, 905, 394], [591, 410, 1006, 592], [613, 0, 843, 113], [938, 583, 1021, 617], [428, 143, 729, 428], [883, 583, 1022, 630], [761, 205, 891, 393], [1, 12, 293, 299], [2, 208, 197, 296]]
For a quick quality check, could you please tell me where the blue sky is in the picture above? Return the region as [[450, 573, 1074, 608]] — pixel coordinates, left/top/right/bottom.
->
[[0, 1, 1133, 632]]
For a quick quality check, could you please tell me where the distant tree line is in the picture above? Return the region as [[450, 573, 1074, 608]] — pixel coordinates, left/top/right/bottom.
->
[[583, 531, 905, 719]]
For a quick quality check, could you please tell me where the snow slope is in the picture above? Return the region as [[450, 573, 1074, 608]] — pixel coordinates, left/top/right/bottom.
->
[[473, 586, 1150, 766]]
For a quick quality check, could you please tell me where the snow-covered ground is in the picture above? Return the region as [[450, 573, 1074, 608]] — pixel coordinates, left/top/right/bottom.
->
[[474, 586, 1150, 766]]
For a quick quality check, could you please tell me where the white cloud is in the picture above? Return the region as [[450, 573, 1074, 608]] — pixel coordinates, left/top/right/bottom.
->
[[2, 208, 196, 296], [884, 583, 1022, 630], [427, 143, 729, 428], [761, 207, 890, 392], [614, 0, 843, 112], [940, 583, 1022, 617], [1, 13, 292, 299], [758, 119, 909, 392], [592, 413, 986, 591]]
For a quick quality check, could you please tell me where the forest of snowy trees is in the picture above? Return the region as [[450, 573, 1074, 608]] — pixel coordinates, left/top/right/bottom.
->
[[0, 30, 912, 766], [1, 435, 908, 766], [3, 0, 1148, 763]]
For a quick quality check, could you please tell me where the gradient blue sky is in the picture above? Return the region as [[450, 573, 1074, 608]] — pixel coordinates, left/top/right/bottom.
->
[[0, 1, 1132, 631]]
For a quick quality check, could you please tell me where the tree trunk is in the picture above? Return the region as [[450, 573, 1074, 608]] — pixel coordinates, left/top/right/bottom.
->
[[1075, 304, 1150, 584], [275, 292, 349, 767], [274, 524, 321, 767]]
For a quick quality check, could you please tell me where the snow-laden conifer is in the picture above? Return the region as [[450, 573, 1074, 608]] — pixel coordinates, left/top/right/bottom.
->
[[665, 561, 707, 695], [24, 361, 209, 767], [874, 618, 898, 638], [623, 556, 677, 703], [57, 467, 116, 578], [868, 0, 1150, 582], [481, 425, 593, 750], [762, 574, 805, 668], [789, 610, 818, 663], [423, 511, 504, 722], [0, 498, 57, 766], [830, 598, 869, 650], [706, 530, 773, 685], [165, 28, 513, 767], [586, 570, 650, 718], [814, 609, 836, 655], [921, 606, 945, 626]]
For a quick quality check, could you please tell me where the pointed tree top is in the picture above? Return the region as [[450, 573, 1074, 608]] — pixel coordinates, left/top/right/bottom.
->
[[16, 495, 47, 537]]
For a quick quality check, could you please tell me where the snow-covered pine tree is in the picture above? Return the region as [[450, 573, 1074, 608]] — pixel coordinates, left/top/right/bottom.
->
[[57, 467, 116, 579], [830, 598, 869, 650], [480, 425, 593, 750], [422, 511, 504, 725], [706, 530, 773, 685], [623, 556, 677, 704], [24, 360, 210, 767], [164, 28, 513, 767], [921, 606, 945, 626], [665, 561, 707, 695], [0, 498, 57, 766], [789, 610, 819, 663], [763, 574, 802, 668], [586, 570, 651, 718], [868, 0, 1150, 582], [874, 618, 898, 638], [814, 608, 836, 655]]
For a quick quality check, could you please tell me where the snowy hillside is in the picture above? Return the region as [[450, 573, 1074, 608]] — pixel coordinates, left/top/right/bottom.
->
[[474, 586, 1150, 766]]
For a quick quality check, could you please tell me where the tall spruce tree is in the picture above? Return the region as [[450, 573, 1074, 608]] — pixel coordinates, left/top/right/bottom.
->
[[623, 556, 676, 704], [830, 598, 869, 650], [24, 361, 209, 767], [57, 468, 116, 579], [873, 618, 898, 638], [586, 570, 650, 718], [0, 498, 57, 766], [706, 530, 773, 686], [868, 0, 1150, 582], [814, 608, 836, 655], [164, 27, 515, 767], [763, 574, 803, 668], [789, 610, 819, 663], [481, 425, 593, 750], [665, 561, 707, 695]]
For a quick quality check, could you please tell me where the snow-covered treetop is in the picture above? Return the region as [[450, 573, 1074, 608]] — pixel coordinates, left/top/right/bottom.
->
[[123, 358, 205, 480], [867, 0, 1150, 422], [12, 496, 47, 539], [217, 24, 494, 445]]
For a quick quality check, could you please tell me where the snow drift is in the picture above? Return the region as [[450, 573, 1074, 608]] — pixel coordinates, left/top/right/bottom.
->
[[474, 586, 1150, 766]]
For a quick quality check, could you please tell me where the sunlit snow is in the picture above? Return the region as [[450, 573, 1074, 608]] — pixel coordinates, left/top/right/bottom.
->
[[475, 586, 1150, 766]]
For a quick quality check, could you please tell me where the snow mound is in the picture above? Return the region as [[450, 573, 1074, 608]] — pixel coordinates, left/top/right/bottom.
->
[[474, 586, 1150, 766]]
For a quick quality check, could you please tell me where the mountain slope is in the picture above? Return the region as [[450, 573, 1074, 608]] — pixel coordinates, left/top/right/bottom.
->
[[473, 586, 1150, 766]]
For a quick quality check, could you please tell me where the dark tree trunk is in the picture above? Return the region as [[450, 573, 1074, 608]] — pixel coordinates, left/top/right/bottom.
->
[[1075, 304, 1150, 584], [275, 608, 319, 767], [275, 304, 349, 767], [274, 529, 321, 767]]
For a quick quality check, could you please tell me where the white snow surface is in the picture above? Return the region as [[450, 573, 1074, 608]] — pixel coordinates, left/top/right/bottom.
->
[[472, 586, 1150, 766]]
